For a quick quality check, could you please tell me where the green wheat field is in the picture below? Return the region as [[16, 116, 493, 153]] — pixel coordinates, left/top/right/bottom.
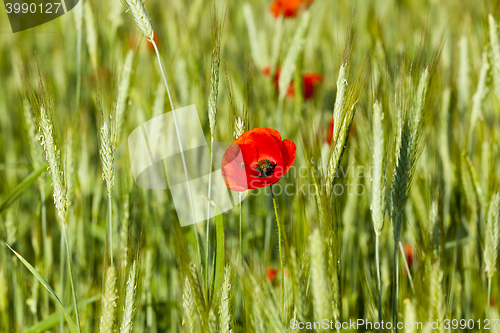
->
[[1, 0, 500, 332]]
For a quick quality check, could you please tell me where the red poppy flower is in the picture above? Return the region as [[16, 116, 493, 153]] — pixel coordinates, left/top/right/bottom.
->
[[269, 0, 313, 18], [267, 267, 279, 282], [262, 65, 271, 76], [302, 73, 323, 99], [129, 31, 159, 53], [267, 267, 290, 287], [146, 31, 160, 52], [327, 116, 334, 145], [400, 243, 416, 276], [326, 116, 355, 145], [264, 67, 322, 100], [221, 128, 296, 191]]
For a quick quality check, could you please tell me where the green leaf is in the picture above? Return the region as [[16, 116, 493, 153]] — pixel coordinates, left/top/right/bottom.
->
[[6, 243, 79, 333], [0, 164, 46, 214], [24, 296, 99, 333]]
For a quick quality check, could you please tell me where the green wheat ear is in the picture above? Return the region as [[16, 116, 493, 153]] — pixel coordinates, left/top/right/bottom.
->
[[310, 228, 331, 322], [120, 0, 154, 41], [114, 50, 135, 146], [182, 275, 196, 333], [39, 106, 67, 224], [485, 193, 500, 280], [120, 261, 137, 333], [219, 265, 233, 333], [325, 28, 367, 198], [99, 266, 118, 333]]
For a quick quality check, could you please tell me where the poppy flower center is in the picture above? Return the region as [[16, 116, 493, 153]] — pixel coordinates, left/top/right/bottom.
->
[[255, 159, 277, 177]]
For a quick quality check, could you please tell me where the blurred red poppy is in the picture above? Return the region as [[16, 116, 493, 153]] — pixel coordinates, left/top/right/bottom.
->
[[267, 267, 279, 282], [267, 267, 290, 287], [269, 0, 313, 18], [263, 66, 322, 100], [400, 243, 416, 276], [327, 116, 334, 145], [129, 31, 159, 53], [326, 116, 355, 145], [146, 31, 160, 52], [221, 128, 296, 191]]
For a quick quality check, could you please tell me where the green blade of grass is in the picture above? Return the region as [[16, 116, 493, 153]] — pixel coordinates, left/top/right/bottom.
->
[[23, 295, 99, 333], [212, 207, 225, 303], [0, 164, 46, 214], [6, 243, 78, 333]]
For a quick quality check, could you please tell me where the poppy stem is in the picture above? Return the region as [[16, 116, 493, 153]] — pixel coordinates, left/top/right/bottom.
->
[[271, 185, 285, 322], [239, 192, 243, 258]]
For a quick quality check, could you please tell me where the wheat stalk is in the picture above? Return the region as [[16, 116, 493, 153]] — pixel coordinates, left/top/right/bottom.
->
[[84, 1, 98, 69], [99, 266, 118, 333], [100, 121, 115, 196], [371, 100, 385, 322], [371, 100, 386, 235], [468, 50, 490, 153], [120, 194, 130, 271], [182, 276, 196, 333], [243, 3, 264, 69], [74, 1, 83, 107], [122, 0, 201, 262], [390, 68, 430, 330], [152, 81, 166, 118], [310, 228, 331, 322], [233, 117, 244, 139], [206, 8, 225, 292], [485, 193, 500, 307], [99, 118, 116, 265], [120, 0, 154, 41], [428, 261, 445, 333], [458, 35, 470, 112], [120, 261, 137, 333], [38, 107, 67, 223], [4, 209, 16, 245], [64, 130, 75, 211], [219, 265, 233, 333], [208, 309, 217, 333], [327, 236, 340, 323], [276, 10, 311, 129], [21, 101, 45, 178], [0, 269, 8, 330], [289, 247, 304, 322], [488, 14, 500, 96], [114, 50, 134, 146], [403, 299, 417, 333], [278, 11, 310, 98], [326, 66, 364, 196]]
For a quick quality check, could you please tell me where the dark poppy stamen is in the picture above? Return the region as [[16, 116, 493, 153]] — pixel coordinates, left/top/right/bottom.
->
[[255, 159, 277, 177]]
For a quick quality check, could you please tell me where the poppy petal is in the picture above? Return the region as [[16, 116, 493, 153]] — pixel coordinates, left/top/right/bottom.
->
[[282, 139, 297, 174]]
